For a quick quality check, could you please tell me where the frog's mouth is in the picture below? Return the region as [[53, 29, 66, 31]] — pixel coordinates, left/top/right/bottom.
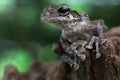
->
[[41, 12, 80, 31], [41, 11, 80, 30], [41, 12, 81, 30]]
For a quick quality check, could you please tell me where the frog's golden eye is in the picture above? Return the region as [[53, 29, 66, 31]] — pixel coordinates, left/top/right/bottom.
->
[[57, 5, 70, 16]]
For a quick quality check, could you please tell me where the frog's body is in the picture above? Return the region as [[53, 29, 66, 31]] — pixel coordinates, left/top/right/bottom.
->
[[61, 20, 106, 42], [41, 4, 108, 70]]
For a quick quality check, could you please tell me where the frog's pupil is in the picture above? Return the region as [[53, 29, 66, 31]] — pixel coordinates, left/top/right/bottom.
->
[[58, 6, 70, 15]]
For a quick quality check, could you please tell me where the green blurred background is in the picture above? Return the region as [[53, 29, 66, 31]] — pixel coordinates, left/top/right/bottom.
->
[[0, 0, 120, 79]]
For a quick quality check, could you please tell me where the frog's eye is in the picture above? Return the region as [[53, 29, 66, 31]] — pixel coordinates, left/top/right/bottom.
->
[[57, 5, 70, 16]]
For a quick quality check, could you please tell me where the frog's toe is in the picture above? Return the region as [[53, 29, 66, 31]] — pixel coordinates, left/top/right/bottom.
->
[[85, 45, 93, 49], [80, 54, 86, 61], [96, 52, 101, 59], [73, 62, 79, 70]]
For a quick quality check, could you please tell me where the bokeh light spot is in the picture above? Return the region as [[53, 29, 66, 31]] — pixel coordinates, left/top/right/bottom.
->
[[0, 0, 15, 13], [0, 48, 33, 79]]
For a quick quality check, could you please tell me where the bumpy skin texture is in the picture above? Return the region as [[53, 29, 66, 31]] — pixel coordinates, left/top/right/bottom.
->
[[41, 4, 108, 70]]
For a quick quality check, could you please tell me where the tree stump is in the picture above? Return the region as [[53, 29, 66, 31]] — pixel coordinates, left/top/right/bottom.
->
[[53, 27, 120, 80], [2, 27, 120, 80], [73, 36, 120, 80]]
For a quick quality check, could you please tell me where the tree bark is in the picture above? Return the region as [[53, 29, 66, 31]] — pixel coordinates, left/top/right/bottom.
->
[[71, 27, 120, 80], [74, 36, 120, 80], [52, 27, 120, 80], [2, 27, 120, 80]]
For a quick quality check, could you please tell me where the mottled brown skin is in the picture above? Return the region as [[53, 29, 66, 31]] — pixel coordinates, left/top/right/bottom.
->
[[41, 4, 108, 70]]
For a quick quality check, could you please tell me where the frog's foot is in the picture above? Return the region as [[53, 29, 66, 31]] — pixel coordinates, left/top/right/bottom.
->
[[95, 37, 102, 59], [70, 41, 87, 61], [61, 55, 79, 70], [95, 39, 107, 59], [95, 38, 108, 58], [73, 61, 79, 70], [85, 36, 96, 49], [96, 52, 101, 59], [85, 45, 93, 50], [73, 52, 86, 61], [79, 54, 86, 61]]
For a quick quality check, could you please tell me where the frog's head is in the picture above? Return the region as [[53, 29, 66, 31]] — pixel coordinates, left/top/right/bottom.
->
[[41, 4, 89, 30]]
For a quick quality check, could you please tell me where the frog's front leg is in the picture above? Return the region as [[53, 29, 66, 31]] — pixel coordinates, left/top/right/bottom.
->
[[95, 37, 101, 59], [85, 36, 101, 59], [85, 36, 96, 49], [70, 40, 87, 61], [60, 37, 80, 70], [62, 55, 79, 70]]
